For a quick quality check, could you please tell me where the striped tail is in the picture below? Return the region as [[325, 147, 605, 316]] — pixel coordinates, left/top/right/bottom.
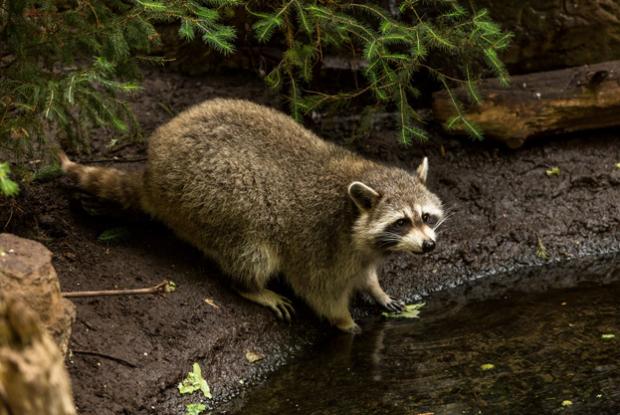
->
[[59, 152, 145, 211]]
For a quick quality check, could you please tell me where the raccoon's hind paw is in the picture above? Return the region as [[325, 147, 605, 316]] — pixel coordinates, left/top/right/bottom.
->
[[382, 297, 406, 313], [238, 289, 295, 322]]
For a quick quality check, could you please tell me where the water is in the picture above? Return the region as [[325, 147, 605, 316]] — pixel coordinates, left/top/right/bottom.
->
[[225, 281, 620, 414]]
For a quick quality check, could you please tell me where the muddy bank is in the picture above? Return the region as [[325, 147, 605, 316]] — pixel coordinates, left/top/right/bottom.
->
[[2, 69, 619, 414]]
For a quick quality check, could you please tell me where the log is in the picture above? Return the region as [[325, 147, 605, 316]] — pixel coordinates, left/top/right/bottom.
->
[[432, 60, 620, 148], [0, 296, 77, 415]]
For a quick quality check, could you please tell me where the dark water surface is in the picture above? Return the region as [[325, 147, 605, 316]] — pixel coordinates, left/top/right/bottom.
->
[[226, 280, 620, 414]]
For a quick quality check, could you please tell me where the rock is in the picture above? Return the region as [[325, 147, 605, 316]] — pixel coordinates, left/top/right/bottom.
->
[[0, 296, 77, 415], [0, 233, 75, 355]]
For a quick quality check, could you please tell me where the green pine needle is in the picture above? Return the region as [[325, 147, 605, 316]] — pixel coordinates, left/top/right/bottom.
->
[[0, 163, 20, 197], [179, 20, 196, 41], [2, 0, 512, 168]]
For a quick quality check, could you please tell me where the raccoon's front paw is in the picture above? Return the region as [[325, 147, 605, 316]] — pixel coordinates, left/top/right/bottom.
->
[[382, 297, 406, 313]]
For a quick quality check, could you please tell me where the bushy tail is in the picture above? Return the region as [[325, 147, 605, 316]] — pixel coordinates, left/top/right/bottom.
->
[[59, 152, 145, 211]]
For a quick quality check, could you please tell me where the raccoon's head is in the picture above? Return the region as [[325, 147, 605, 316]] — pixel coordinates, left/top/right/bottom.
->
[[348, 157, 444, 256]]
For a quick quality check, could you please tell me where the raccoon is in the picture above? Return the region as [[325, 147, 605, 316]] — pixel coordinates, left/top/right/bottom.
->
[[60, 98, 444, 333]]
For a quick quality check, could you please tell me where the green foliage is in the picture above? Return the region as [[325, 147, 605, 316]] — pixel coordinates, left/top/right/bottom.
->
[[0, 0, 238, 195], [1, 0, 511, 196], [250, 0, 512, 143], [0, 163, 19, 197], [382, 302, 425, 319], [32, 162, 63, 183], [97, 227, 131, 243], [178, 363, 212, 399], [185, 403, 207, 415]]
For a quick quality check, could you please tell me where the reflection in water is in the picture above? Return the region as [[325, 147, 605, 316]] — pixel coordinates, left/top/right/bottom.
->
[[225, 282, 620, 414]]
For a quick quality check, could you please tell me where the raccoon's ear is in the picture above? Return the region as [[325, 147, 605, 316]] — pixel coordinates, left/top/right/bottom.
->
[[348, 181, 381, 211], [416, 157, 428, 184]]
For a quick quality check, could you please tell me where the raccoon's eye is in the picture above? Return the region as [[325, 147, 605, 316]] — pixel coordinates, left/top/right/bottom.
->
[[396, 218, 407, 227], [422, 213, 436, 225]]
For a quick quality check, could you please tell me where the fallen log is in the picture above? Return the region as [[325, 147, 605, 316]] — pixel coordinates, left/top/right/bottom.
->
[[432, 60, 620, 148]]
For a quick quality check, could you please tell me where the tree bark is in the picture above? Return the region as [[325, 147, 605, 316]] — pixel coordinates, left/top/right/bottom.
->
[[432, 60, 620, 148]]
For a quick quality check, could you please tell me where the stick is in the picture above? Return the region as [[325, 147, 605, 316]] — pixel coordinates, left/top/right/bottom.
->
[[72, 349, 137, 368], [62, 280, 174, 298]]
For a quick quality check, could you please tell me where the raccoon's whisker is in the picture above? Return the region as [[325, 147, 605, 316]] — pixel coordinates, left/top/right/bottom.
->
[[433, 211, 455, 231], [374, 232, 404, 248]]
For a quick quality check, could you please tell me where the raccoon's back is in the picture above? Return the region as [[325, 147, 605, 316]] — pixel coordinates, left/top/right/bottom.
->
[[144, 99, 356, 239]]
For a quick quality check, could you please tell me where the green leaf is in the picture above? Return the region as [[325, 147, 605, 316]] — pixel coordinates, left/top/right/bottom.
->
[[461, 117, 483, 140], [193, 5, 219, 21], [179, 20, 196, 41], [422, 23, 454, 49], [545, 167, 560, 176], [265, 66, 283, 90], [97, 227, 131, 243], [294, 1, 313, 35], [93, 57, 115, 74], [165, 280, 177, 293], [0, 162, 20, 197], [252, 12, 285, 43], [118, 82, 141, 93], [200, 24, 236, 55], [382, 302, 425, 319], [284, 43, 316, 82], [178, 363, 212, 399], [33, 163, 63, 182], [480, 363, 495, 371], [536, 237, 549, 260], [363, 39, 381, 60], [601, 333, 615, 340], [185, 403, 206, 415], [136, 0, 167, 12], [465, 66, 481, 104], [205, 0, 242, 6], [288, 75, 302, 121]]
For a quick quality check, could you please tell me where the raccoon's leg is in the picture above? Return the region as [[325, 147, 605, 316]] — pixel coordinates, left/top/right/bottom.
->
[[364, 267, 405, 313], [324, 294, 360, 334], [295, 279, 360, 334], [224, 243, 295, 321]]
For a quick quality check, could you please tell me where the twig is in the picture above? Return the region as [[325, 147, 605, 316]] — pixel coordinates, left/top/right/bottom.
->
[[62, 279, 174, 298], [81, 157, 147, 164], [72, 349, 137, 368]]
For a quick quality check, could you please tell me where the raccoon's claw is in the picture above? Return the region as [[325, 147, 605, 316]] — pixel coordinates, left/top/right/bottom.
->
[[383, 298, 406, 313], [273, 296, 295, 322], [238, 289, 295, 322]]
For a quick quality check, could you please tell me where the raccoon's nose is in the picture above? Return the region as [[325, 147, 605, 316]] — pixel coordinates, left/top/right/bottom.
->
[[422, 240, 435, 253]]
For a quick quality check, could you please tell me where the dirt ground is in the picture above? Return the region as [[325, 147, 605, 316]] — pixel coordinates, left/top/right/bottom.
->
[[2, 68, 619, 415]]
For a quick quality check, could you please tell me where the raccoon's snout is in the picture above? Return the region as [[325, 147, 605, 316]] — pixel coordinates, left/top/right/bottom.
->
[[422, 239, 435, 253]]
